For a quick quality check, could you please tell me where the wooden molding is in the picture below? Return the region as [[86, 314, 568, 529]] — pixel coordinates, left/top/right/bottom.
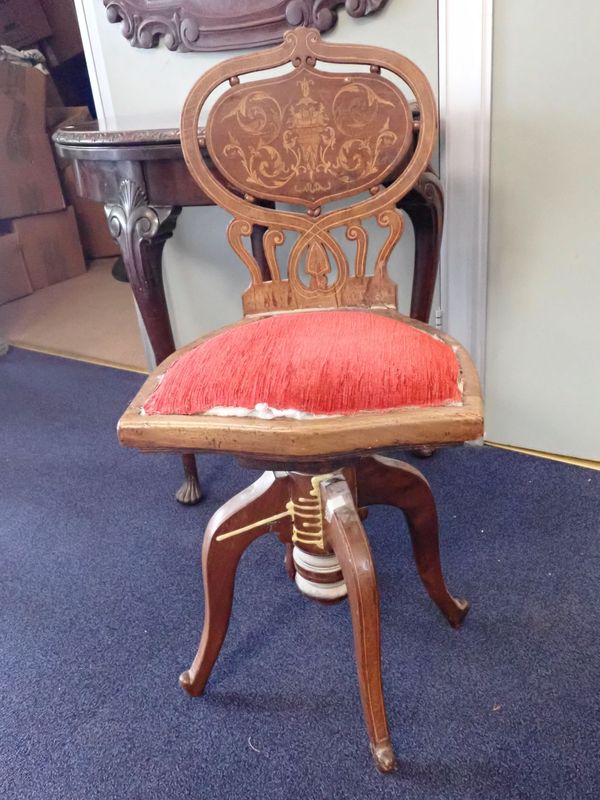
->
[[102, 0, 388, 53]]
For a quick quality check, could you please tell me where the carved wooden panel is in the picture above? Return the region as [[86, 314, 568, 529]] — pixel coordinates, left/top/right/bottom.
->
[[207, 69, 412, 209], [181, 28, 437, 315], [103, 0, 388, 53]]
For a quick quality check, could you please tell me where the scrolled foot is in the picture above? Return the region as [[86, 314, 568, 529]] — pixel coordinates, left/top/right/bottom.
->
[[371, 740, 398, 773], [179, 669, 203, 696], [175, 474, 203, 505], [446, 597, 470, 629], [411, 445, 436, 458]]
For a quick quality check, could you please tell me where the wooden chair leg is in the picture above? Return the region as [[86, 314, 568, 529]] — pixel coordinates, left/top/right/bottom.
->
[[322, 477, 397, 774], [180, 471, 291, 696], [356, 455, 469, 629]]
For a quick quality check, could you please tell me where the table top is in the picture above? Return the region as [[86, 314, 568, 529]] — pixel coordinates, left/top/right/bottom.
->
[[53, 122, 197, 161]]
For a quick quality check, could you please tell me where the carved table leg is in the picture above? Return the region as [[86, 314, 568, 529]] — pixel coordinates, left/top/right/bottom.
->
[[402, 172, 444, 459], [401, 171, 444, 325], [180, 471, 291, 696], [321, 475, 397, 773], [357, 455, 469, 628], [105, 176, 202, 504]]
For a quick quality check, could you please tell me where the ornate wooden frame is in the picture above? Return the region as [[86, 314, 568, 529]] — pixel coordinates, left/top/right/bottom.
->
[[180, 27, 437, 315], [118, 28, 484, 457], [103, 0, 389, 52], [115, 29, 482, 772]]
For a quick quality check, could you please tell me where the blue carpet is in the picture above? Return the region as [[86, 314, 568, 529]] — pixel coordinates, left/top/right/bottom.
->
[[1, 347, 599, 799]]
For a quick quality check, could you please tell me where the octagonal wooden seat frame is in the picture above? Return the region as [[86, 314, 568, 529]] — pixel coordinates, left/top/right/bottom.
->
[[118, 27, 483, 773]]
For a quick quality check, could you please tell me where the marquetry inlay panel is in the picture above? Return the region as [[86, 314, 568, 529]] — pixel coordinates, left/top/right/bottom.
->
[[207, 69, 412, 208]]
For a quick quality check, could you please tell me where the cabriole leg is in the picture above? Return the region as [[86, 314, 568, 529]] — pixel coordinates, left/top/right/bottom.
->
[[105, 178, 202, 505], [180, 471, 291, 696], [357, 455, 469, 628], [322, 476, 397, 773]]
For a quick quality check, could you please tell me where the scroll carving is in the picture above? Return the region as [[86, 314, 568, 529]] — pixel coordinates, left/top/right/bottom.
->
[[227, 218, 264, 285], [263, 228, 285, 281], [346, 222, 368, 278], [374, 208, 404, 277], [105, 178, 180, 290], [103, 1, 388, 53]]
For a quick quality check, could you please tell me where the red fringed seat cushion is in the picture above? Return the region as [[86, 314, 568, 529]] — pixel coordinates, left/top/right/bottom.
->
[[143, 310, 462, 417]]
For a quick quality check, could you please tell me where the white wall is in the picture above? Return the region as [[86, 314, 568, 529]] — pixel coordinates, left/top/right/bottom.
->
[[486, 0, 600, 461], [77, 0, 439, 348]]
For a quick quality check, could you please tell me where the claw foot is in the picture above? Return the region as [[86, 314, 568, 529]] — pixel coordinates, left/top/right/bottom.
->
[[175, 475, 203, 505]]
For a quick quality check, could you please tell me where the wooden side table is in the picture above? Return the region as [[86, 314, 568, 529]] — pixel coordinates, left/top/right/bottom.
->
[[53, 123, 444, 504]]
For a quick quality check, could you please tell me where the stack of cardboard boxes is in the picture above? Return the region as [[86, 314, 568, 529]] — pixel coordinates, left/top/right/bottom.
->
[[0, 0, 118, 307]]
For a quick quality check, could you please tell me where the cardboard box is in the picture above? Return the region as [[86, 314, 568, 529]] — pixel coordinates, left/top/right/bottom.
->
[[38, 0, 83, 64], [12, 206, 86, 290], [0, 232, 33, 305], [61, 164, 119, 259], [0, 0, 51, 49], [0, 60, 65, 219]]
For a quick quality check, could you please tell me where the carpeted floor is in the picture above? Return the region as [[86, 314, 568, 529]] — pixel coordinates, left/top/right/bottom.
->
[[1, 347, 599, 800]]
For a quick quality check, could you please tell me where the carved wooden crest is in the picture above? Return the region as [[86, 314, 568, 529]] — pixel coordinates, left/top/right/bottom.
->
[[103, 0, 388, 52], [181, 28, 437, 314]]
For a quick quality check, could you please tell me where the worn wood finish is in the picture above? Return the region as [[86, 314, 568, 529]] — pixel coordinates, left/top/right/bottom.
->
[[111, 30, 482, 773], [103, 0, 388, 53], [115, 25, 481, 461], [180, 471, 292, 696], [321, 475, 396, 772], [181, 28, 438, 315], [118, 308, 483, 459], [357, 455, 469, 627]]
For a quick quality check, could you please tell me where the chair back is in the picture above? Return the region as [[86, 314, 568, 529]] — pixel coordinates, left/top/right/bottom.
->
[[181, 27, 436, 315]]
